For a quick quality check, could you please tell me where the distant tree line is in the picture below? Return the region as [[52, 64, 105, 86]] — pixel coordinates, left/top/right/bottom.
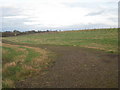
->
[[1, 28, 118, 37], [1, 30, 58, 37]]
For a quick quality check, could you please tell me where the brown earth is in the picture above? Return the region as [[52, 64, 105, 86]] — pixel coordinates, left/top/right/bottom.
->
[[15, 45, 118, 88]]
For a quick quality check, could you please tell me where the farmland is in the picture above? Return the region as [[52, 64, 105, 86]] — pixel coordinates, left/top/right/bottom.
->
[[3, 28, 118, 53], [2, 28, 118, 88]]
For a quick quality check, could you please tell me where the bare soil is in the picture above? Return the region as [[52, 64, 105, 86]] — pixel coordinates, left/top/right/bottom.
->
[[15, 45, 118, 88]]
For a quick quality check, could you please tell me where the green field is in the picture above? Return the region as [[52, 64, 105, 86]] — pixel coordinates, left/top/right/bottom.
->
[[2, 28, 118, 88], [2, 43, 54, 88], [3, 28, 118, 53]]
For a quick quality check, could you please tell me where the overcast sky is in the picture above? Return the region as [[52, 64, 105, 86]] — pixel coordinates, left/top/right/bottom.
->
[[0, 0, 119, 31]]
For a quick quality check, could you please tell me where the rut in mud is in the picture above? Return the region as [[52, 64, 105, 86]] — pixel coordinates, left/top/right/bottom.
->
[[16, 45, 118, 88]]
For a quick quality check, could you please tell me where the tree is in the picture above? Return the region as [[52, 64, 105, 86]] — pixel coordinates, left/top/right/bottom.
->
[[13, 30, 20, 36]]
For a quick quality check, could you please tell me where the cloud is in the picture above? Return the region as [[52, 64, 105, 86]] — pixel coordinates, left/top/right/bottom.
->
[[108, 17, 118, 22], [63, 2, 100, 9], [86, 10, 104, 16], [1, 6, 22, 17], [42, 23, 116, 31], [0, 0, 118, 31], [2, 16, 31, 31]]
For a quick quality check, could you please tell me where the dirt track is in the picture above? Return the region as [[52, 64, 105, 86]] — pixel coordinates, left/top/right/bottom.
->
[[16, 45, 118, 88]]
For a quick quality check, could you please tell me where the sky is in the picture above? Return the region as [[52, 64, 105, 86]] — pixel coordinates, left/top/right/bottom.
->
[[0, 0, 119, 31]]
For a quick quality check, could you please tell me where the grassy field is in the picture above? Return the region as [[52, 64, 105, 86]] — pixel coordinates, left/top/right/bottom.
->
[[2, 43, 54, 88], [3, 28, 118, 53], [2, 28, 118, 88]]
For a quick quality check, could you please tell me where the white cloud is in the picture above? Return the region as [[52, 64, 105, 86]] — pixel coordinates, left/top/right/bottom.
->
[[4, 16, 28, 19], [23, 7, 89, 27], [0, 0, 118, 31]]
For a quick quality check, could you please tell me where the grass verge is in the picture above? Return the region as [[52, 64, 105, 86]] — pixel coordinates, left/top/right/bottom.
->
[[2, 43, 55, 88]]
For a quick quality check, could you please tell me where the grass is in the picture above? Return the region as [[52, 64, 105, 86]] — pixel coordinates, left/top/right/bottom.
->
[[19, 47, 40, 62], [3, 28, 118, 53], [2, 43, 54, 88], [2, 46, 23, 64], [2, 28, 118, 88]]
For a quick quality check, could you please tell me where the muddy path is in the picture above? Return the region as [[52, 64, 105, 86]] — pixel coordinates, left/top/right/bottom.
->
[[15, 45, 118, 88]]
